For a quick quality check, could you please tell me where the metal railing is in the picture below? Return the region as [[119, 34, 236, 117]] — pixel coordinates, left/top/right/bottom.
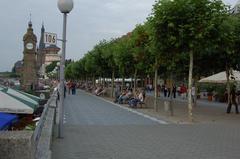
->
[[33, 90, 57, 147]]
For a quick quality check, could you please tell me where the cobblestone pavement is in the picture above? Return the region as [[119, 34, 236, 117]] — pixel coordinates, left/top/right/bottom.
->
[[52, 90, 240, 159]]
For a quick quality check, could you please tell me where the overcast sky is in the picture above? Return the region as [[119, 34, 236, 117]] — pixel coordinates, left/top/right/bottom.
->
[[0, 0, 238, 72]]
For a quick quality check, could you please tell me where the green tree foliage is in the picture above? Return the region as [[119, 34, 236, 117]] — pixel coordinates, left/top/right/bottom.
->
[[150, 0, 228, 120], [46, 61, 58, 73], [101, 39, 118, 75], [84, 52, 98, 77], [113, 35, 134, 78], [130, 25, 151, 72], [129, 24, 152, 91], [65, 63, 72, 80], [63, 0, 240, 121]]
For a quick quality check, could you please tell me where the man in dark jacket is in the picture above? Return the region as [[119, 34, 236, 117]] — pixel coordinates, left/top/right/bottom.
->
[[227, 85, 239, 114]]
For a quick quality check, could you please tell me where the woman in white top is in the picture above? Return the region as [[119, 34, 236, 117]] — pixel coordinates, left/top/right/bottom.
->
[[128, 90, 145, 108]]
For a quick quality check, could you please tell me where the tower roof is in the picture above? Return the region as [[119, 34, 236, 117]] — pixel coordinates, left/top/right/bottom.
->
[[41, 22, 45, 31], [28, 20, 32, 28], [23, 21, 37, 42], [46, 44, 60, 49], [39, 23, 45, 50], [28, 13, 32, 28]]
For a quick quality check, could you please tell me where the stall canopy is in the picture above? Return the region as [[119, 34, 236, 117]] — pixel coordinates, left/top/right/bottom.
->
[[0, 112, 18, 130], [0, 86, 39, 114], [198, 70, 240, 83]]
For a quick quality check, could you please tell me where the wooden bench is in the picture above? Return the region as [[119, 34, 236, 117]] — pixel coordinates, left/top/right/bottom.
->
[[138, 101, 145, 108]]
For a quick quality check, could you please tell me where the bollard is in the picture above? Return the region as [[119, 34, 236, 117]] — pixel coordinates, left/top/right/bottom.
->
[[164, 100, 173, 116]]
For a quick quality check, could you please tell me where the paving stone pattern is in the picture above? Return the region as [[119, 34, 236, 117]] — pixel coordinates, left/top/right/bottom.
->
[[52, 90, 240, 159]]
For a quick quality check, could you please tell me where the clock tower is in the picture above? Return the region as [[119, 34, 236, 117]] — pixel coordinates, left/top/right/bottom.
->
[[21, 21, 38, 91]]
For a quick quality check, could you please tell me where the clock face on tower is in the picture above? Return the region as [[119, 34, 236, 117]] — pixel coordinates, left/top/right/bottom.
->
[[26, 43, 33, 50]]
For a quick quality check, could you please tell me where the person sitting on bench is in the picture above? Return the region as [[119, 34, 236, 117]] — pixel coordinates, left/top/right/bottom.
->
[[93, 86, 102, 95], [97, 87, 107, 96], [128, 89, 145, 108], [118, 89, 133, 104]]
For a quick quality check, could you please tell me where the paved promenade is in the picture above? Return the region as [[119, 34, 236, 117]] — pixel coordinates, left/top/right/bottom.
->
[[52, 90, 240, 159]]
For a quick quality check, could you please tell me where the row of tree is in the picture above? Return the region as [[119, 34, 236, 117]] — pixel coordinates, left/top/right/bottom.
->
[[65, 0, 240, 120]]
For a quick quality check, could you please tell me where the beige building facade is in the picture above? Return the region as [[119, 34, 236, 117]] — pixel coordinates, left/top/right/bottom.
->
[[37, 25, 60, 78]]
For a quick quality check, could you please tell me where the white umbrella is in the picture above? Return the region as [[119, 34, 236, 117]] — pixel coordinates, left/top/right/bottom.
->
[[199, 70, 240, 83], [0, 86, 39, 114]]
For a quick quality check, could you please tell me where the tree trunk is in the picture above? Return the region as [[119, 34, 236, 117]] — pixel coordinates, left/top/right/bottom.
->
[[92, 75, 95, 87], [194, 78, 198, 107], [98, 77, 101, 85], [134, 69, 138, 93], [169, 72, 174, 116], [141, 77, 144, 88], [188, 51, 194, 122], [122, 76, 125, 91], [103, 77, 106, 86], [111, 70, 115, 98], [130, 77, 133, 89], [226, 68, 230, 106], [154, 69, 158, 99], [154, 67, 158, 111]]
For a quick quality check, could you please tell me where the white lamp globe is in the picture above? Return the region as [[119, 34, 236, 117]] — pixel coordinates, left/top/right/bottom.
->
[[58, 0, 74, 13]]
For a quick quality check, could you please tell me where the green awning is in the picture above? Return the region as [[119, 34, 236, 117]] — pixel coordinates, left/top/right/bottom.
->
[[0, 85, 39, 114]]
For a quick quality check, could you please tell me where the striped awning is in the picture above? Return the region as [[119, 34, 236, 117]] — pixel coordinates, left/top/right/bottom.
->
[[0, 86, 39, 114]]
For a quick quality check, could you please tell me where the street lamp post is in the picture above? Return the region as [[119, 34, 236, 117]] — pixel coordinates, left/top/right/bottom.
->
[[57, 0, 74, 138]]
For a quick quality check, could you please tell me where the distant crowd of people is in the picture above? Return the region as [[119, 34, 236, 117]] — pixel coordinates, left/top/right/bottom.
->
[[152, 83, 190, 99], [56, 80, 77, 99], [155, 83, 238, 114], [56, 80, 239, 114], [66, 81, 77, 95], [78, 82, 146, 108], [114, 86, 145, 108], [78, 82, 107, 96]]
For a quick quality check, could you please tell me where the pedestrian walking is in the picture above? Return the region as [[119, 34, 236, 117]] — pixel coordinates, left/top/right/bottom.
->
[[163, 85, 168, 97], [157, 84, 161, 97], [67, 81, 72, 95], [227, 85, 239, 114], [71, 82, 76, 95], [172, 84, 176, 98], [191, 86, 196, 103], [167, 87, 171, 97], [180, 84, 187, 99], [64, 85, 66, 98], [114, 85, 121, 103]]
